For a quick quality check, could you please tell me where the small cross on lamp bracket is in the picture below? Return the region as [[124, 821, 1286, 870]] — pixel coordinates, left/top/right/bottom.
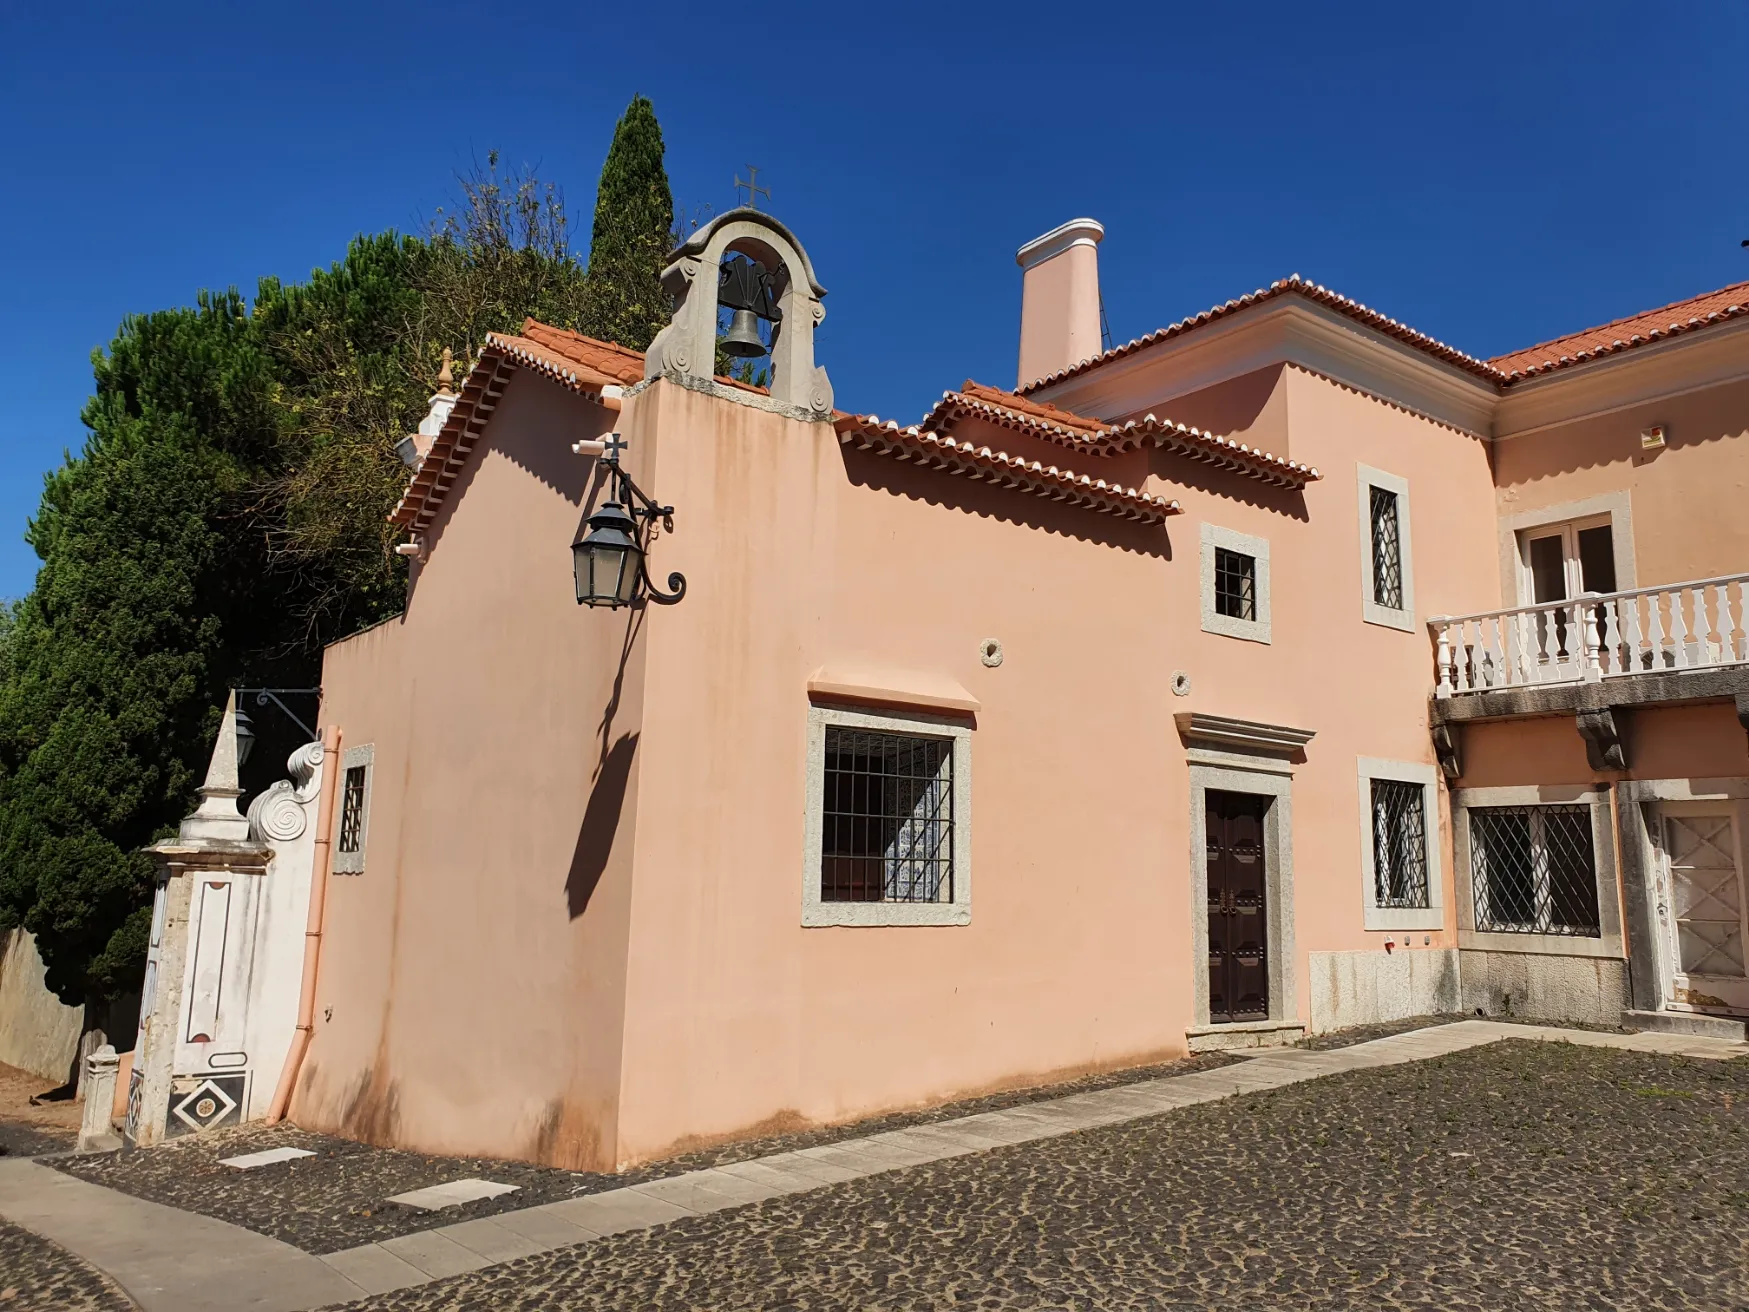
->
[[570, 433, 686, 609]]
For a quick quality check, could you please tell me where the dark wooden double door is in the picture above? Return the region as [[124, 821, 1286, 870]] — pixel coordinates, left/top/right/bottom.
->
[[1206, 791, 1269, 1024]]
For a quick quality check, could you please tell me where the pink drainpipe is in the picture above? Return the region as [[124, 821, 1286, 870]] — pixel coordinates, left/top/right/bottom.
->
[[266, 723, 342, 1125]]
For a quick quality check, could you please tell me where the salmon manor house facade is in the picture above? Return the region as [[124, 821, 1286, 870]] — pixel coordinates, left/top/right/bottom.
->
[[126, 209, 1749, 1170]]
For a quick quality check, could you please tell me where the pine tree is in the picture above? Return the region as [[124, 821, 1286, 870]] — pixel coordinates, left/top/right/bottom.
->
[[579, 96, 676, 351]]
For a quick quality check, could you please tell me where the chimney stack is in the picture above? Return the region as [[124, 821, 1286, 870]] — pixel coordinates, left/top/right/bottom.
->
[[1016, 218, 1104, 390]]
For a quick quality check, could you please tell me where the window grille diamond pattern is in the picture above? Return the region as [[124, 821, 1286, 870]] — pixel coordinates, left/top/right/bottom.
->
[[822, 728, 953, 904], [1471, 805, 1600, 936], [1370, 485, 1403, 609], [1371, 779, 1428, 908], [1214, 548, 1256, 621], [337, 766, 367, 855]]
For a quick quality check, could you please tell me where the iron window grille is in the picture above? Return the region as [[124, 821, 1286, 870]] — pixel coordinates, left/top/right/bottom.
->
[[1370, 485, 1403, 609], [1470, 805, 1601, 936], [821, 727, 954, 904], [1214, 547, 1257, 622], [1371, 779, 1429, 908], [337, 766, 368, 855]]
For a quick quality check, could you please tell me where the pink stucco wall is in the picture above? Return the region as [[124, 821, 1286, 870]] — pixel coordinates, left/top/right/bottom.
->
[[296, 373, 644, 1169], [302, 332, 1744, 1170]]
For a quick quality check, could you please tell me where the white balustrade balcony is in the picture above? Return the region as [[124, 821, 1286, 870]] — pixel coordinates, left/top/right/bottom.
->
[[1431, 574, 1749, 698]]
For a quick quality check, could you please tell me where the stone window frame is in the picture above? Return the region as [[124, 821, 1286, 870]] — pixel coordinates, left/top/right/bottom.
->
[[1452, 783, 1622, 960], [1187, 759, 1298, 1035], [1357, 757, 1445, 932], [802, 704, 972, 928], [1357, 464, 1415, 632], [1199, 522, 1271, 645], [330, 743, 374, 876]]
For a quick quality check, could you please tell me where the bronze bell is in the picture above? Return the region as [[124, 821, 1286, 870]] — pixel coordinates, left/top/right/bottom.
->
[[722, 308, 766, 359]]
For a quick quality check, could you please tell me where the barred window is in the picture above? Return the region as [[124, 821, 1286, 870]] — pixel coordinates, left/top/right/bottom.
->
[[1214, 548, 1256, 621], [1470, 805, 1600, 936], [1370, 485, 1403, 609], [1371, 779, 1428, 908], [821, 728, 954, 904], [337, 766, 367, 855]]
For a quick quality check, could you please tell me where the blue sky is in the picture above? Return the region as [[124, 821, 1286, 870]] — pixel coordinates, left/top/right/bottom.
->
[[2, 1, 1745, 600]]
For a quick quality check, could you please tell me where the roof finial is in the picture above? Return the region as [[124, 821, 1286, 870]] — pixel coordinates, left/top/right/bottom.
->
[[437, 346, 455, 396]]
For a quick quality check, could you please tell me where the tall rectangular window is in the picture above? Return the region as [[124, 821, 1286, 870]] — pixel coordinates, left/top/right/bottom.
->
[[1371, 779, 1428, 908], [337, 767, 367, 854], [1214, 548, 1256, 621], [1470, 805, 1600, 936], [821, 727, 954, 904], [1370, 485, 1403, 610]]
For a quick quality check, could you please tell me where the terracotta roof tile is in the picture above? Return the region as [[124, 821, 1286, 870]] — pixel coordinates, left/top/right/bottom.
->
[[834, 414, 1180, 523], [1488, 280, 1749, 380]]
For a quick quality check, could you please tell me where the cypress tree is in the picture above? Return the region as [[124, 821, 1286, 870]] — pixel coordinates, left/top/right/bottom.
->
[[579, 96, 676, 351]]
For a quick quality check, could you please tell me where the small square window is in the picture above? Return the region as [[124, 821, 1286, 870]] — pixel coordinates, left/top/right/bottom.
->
[[1200, 524, 1271, 644], [1214, 548, 1256, 621]]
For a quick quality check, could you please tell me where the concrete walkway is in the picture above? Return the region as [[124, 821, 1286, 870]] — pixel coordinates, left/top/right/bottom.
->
[[0, 1156, 367, 1311], [4, 1019, 1744, 1310]]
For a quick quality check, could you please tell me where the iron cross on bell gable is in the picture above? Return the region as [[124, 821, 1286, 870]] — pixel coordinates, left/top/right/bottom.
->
[[733, 166, 770, 211]]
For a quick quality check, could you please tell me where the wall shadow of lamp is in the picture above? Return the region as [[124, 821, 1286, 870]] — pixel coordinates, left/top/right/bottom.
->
[[569, 433, 687, 609]]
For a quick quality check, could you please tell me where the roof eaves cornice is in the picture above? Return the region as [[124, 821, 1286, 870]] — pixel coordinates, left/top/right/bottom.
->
[[834, 414, 1180, 523]]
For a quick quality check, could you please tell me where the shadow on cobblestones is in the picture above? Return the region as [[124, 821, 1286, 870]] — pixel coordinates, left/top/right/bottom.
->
[[0, 1219, 136, 1311], [340, 1041, 1749, 1312], [52, 1051, 1235, 1253]]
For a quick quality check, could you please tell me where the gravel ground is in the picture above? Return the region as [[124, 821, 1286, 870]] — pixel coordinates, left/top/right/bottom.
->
[[53, 1050, 1235, 1254], [0, 1063, 79, 1159], [0, 1219, 136, 1311], [339, 1040, 1749, 1312]]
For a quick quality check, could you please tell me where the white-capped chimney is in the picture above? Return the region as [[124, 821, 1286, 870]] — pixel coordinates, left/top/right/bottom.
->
[[1015, 218, 1104, 389]]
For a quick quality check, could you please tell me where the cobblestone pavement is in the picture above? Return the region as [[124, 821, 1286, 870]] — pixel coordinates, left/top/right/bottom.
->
[[339, 1041, 1749, 1312], [0, 1219, 136, 1311], [53, 1052, 1235, 1254]]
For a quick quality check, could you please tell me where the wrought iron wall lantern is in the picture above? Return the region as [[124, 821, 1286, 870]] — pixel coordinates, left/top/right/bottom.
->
[[232, 688, 322, 764], [571, 435, 687, 609]]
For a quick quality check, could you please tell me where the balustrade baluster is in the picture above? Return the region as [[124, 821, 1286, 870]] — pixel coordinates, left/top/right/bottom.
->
[[1670, 588, 1692, 668], [1598, 598, 1621, 676], [1698, 586, 1719, 667], [1582, 596, 1603, 682], [1729, 581, 1746, 663], [1620, 592, 1644, 673], [1513, 611, 1532, 686], [1647, 590, 1667, 671], [1487, 614, 1505, 687], [1435, 624, 1453, 698]]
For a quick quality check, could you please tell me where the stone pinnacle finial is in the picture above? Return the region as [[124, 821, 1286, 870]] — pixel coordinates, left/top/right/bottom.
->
[[437, 347, 455, 396], [176, 691, 251, 845]]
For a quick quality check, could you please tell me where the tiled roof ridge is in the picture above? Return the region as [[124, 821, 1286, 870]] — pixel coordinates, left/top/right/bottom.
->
[[921, 387, 1319, 490], [834, 414, 1180, 523], [1488, 279, 1749, 380], [1018, 275, 1507, 395], [957, 381, 1108, 434], [518, 319, 647, 385], [1106, 414, 1320, 489]]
